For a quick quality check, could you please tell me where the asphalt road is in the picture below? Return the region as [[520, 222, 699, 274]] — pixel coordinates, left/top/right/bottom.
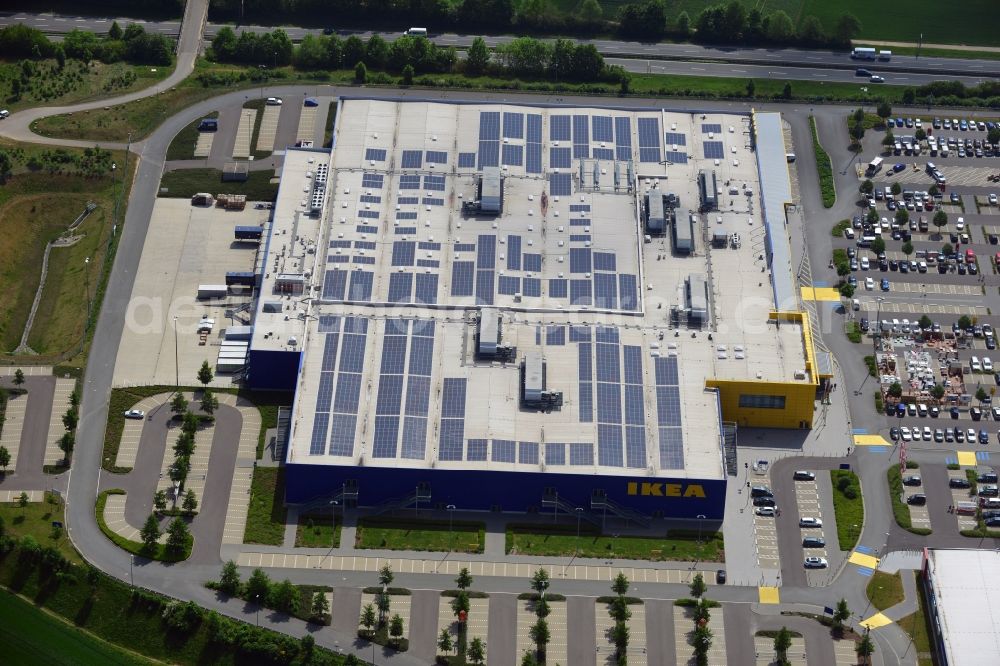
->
[[3, 10, 999, 85], [0, 375, 56, 487]]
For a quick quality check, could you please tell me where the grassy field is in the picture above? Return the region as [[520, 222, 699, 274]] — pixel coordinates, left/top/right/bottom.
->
[[0, 143, 132, 359], [829, 470, 864, 551], [506, 525, 725, 561], [0, 494, 82, 565], [0, 59, 172, 114], [356, 517, 485, 553], [158, 168, 279, 201], [165, 111, 219, 161], [809, 116, 836, 209], [800, 0, 996, 47], [244, 466, 287, 545], [899, 571, 935, 666], [295, 514, 342, 548], [866, 571, 904, 610], [0, 591, 159, 666]]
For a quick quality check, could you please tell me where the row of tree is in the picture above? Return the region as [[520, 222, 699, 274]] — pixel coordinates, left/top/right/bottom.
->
[[0, 23, 173, 66], [215, 561, 331, 622], [291, 32, 456, 74]]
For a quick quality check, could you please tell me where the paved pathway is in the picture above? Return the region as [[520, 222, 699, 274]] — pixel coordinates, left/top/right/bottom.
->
[[255, 104, 280, 153], [217, 393, 259, 545], [42, 378, 75, 468]]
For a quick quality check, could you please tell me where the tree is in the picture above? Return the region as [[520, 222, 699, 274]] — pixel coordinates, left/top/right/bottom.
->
[[833, 598, 851, 631], [200, 389, 218, 415], [197, 360, 213, 386], [578, 0, 603, 23], [246, 568, 271, 602], [466, 36, 490, 75], [612, 620, 631, 657], [378, 564, 394, 588], [877, 101, 892, 120], [344, 656, 360, 666], [219, 560, 241, 595], [468, 637, 486, 665], [839, 282, 856, 298], [895, 209, 909, 226], [13, 369, 24, 385], [834, 13, 862, 45], [689, 572, 706, 598], [902, 241, 914, 256], [0, 446, 9, 471], [535, 596, 551, 618], [608, 596, 631, 623], [959, 315, 973, 330], [58, 431, 74, 460], [438, 628, 454, 654], [919, 315, 933, 330], [389, 613, 404, 645], [530, 568, 550, 596], [693, 597, 712, 625], [62, 405, 78, 431], [929, 184, 939, 196], [746, 79, 755, 97], [300, 634, 315, 659], [891, 181, 902, 196], [170, 392, 188, 415], [360, 603, 376, 635], [154, 490, 167, 511], [798, 15, 825, 45], [456, 567, 473, 591], [675, 10, 691, 37], [17, 491, 29, 511], [451, 590, 470, 618], [989, 127, 1000, 146], [850, 122, 865, 144], [774, 626, 792, 660], [166, 517, 189, 554], [931, 383, 946, 401], [270, 579, 299, 614], [765, 10, 795, 42], [182, 489, 198, 514], [915, 128, 927, 141], [182, 410, 199, 435], [693, 624, 713, 656], [107, 20, 123, 40], [977, 387, 989, 404], [859, 179, 874, 195], [872, 236, 886, 254], [857, 630, 874, 665], [883, 130, 895, 147], [782, 82, 792, 99], [887, 382, 903, 398], [520, 653, 539, 666], [942, 243, 954, 256], [933, 210, 948, 231], [529, 618, 550, 657], [376, 590, 391, 627], [612, 571, 630, 597], [354, 61, 367, 84], [401, 63, 414, 85], [140, 514, 161, 550]]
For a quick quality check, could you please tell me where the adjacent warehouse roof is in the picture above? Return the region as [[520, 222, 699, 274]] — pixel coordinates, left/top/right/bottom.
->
[[924, 549, 1000, 665], [753, 111, 797, 311]]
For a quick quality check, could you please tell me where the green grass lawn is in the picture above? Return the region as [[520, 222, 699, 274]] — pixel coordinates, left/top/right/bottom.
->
[[829, 470, 864, 550], [506, 525, 725, 561], [809, 116, 836, 209], [356, 517, 485, 553], [899, 571, 935, 666], [801, 0, 996, 46], [244, 466, 287, 545], [0, 590, 159, 666], [0, 494, 82, 565], [165, 111, 219, 161], [158, 168, 279, 202], [295, 514, 342, 548], [866, 571, 904, 610]]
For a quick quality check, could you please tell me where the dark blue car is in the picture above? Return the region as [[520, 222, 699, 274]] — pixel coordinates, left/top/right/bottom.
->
[[893, 163, 906, 173]]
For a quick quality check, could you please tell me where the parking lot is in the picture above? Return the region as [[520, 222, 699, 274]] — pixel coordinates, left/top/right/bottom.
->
[[790, 472, 836, 586], [898, 469, 932, 530], [750, 466, 780, 571]]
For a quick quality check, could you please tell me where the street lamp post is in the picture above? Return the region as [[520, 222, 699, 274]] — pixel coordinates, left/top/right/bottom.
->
[[129, 553, 134, 589], [84, 257, 91, 330], [255, 594, 261, 626], [696, 514, 706, 545], [446, 504, 456, 551], [173, 316, 179, 391], [574, 507, 584, 556], [330, 499, 339, 545]]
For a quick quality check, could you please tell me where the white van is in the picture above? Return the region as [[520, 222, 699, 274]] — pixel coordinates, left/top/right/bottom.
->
[[405, 27, 428, 36]]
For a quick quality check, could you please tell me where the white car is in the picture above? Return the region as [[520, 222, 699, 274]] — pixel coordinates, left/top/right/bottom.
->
[[985, 357, 994, 372], [923, 426, 932, 441], [900, 426, 912, 442], [956, 217, 965, 231], [266, 97, 283, 105], [756, 507, 777, 517], [865, 277, 874, 291], [123, 409, 145, 419], [804, 556, 829, 569], [990, 194, 998, 205], [799, 517, 823, 528], [0, 109, 9, 119], [860, 256, 870, 270]]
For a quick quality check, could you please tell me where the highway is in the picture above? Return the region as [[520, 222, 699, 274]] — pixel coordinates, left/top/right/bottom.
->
[[3, 10, 999, 86]]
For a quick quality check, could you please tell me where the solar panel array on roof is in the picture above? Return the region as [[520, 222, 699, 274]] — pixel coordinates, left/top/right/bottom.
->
[[592, 148, 614, 160], [619, 274, 638, 311], [451, 261, 474, 296], [526, 114, 543, 174], [550, 115, 571, 141], [570, 442, 594, 466], [401, 150, 423, 168], [475, 269, 495, 305], [578, 342, 592, 422], [361, 173, 384, 189], [549, 172, 572, 196], [466, 439, 487, 461], [664, 132, 686, 146], [523, 253, 542, 273], [594, 272, 618, 309], [549, 279, 567, 298], [492, 439, 516, 463], [365, 148, 387, 161], [519, 441, 539, 465], [503, 112, 524, 139], [703, 141, 725, 159], [592, 116, 613, 142], [415, 273, 438, 304], [322, 269, 347, 300], [317, 317, 368, 456], [545, 442, 566, 465], [423, 174, 445, 191], [523, 277, 541, 297], [399, 174, 421, 189], [665, 151, 689, 164], [637, 117, 661, 163], [425, 150, 448, 164], [570, 247, 591, 273], [391, 241, 416, 267], [546, 325, 565, 346], [502, 144, 523, 166], [506, 235, 521, 270], [498, 275, 520, 295], [550, 147, 571, 169], [593, 252, 616, 272], [570, 279, 592, 306], [573, 114, 590, 159], [458, 152, 476, 168], [654, 356, 684, 469], [348, 270, 373, 301], [387, 272, 412, 302], [438, 377, 467, 461], [478, 111, 501, 168], [615, 116, 632, 161], [701, 123, 722, 134]]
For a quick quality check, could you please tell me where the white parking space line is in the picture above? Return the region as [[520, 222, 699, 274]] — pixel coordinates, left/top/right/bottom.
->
[[440, 597, 490, 653], [0, 393, 27, 470], [518, 599, 568, 665], [233, 108, 257, 158], [297, 106, 317, 143], [255, 105, 280, 154], [193, 132, 214, 158], [361, 592, 410, 638], [755, 636, 806, 665], [43, 378, 76, 467]]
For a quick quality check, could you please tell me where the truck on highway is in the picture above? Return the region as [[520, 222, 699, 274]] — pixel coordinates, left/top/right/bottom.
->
[[878, 50, 892, 61], [851, 47, 877, 60]]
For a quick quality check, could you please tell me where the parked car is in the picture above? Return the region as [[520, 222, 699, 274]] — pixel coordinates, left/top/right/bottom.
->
[[716, 569, 726, 584], [949, 477, 971, 489], [124, 409, 145, 419], [756, 507, 777, 517], [893, 163, 906, 173], [751, 486, 773, 498], [802, 536, 826, 548], [799, 517, 823, 528], [753, 496, 777, 507], [907, 494, 927, 505], [902, 475, 922, 487], [979, 472, 999, 484], [265, 97, 283, 105], [804, 556, 829, 569], [793, 471, 815, 481]]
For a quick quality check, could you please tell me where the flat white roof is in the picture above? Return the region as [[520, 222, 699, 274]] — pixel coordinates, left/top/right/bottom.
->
[[926, 548, 1000, 665], [280, 100, 810, 478]]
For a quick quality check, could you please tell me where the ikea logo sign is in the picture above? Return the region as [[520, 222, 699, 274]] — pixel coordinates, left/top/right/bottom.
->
[[627, 482, 706, 498]]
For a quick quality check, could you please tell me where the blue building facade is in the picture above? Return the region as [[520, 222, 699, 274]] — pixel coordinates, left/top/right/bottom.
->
[[284, 462, 726, 520]]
